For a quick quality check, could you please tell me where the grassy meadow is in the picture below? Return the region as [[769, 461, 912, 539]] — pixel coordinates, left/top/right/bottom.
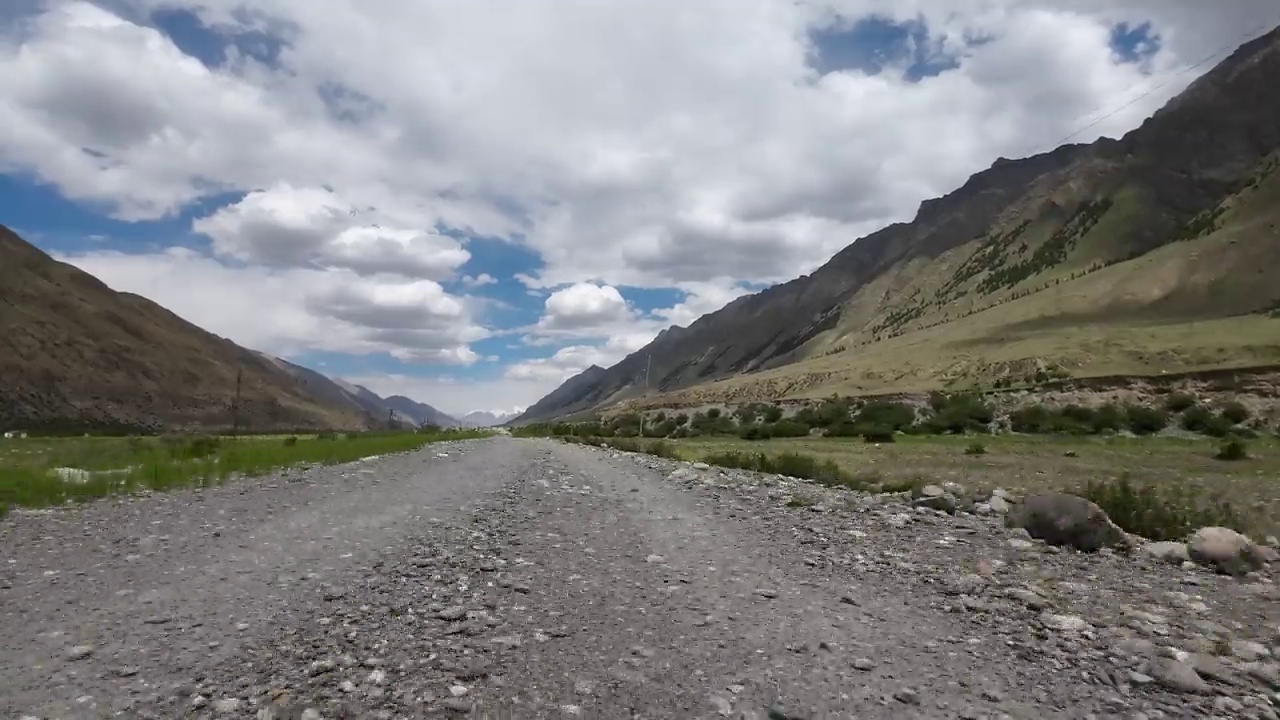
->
[[0, 429, 490, 516]]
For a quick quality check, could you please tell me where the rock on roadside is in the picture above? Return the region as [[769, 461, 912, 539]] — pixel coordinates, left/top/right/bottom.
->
[[1005, 493, 1132, 552], [1187, 526, 1267, 575]]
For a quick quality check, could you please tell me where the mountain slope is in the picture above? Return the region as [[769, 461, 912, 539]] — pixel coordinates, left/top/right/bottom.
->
[[0, 226, 374, 433], [381, 395, 459, 428], [258, 356, 421, 430], [513, 365, 608, 424], [459, 410, 520, 427], [520, 25, 1280, 421]]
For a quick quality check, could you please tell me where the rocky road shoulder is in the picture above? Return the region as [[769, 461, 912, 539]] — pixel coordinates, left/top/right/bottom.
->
[[3, 437, 1277, 719]]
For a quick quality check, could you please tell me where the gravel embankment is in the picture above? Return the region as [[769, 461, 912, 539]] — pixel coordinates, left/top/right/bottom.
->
[[2, 437, 1277, 719]]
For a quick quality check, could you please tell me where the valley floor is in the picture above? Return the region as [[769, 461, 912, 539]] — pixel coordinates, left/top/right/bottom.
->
[[1, 438, 1277, 719]]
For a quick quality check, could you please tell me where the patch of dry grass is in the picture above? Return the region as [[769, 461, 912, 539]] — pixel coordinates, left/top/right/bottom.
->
[[665, 433, 1280, 539]]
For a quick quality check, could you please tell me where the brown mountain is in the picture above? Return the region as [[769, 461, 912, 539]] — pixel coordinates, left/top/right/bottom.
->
[[0, 226, 374, 433], [516, 25, 1280, 423]]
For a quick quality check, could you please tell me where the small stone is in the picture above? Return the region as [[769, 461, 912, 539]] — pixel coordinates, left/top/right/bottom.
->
[[191, 696, 208, 709], [1151, 658, 1211, 694], [213, 698, 241, 713], [449, 684, 468, 697], [65, 645, 95, 661], [1041, 613, 1089, 632], [1142, 541, 1191, 564], [1128, 671, 1154, 686], [755, 588, 779, 599], [308, 659, 336, 676], [367, 669, 387, 685], [113, 666, 140, 678], [438, 606, 468, 621], [853, 658, 875, 671], [1213, 697, 1245, 713], [708, 694, 733, 716], [692, 462, 710, 470], [645, 554, 665, 563], [439, 697, 472, 713], [235, 622, 249, 631], [893, 688, 921, 705], [1229, 640, 1271, 661], [300, 709, 322, 720], [987, 496, 1010, 514], [1007, 588, 1052, 610], [338, 680, 356, 693]]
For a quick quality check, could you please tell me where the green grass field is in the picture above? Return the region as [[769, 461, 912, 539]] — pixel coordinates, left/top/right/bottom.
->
[[615, 433, 1279, 540], [0, 429, 490, 516]]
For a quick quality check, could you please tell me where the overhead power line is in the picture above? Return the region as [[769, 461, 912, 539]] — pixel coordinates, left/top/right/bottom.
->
[[1020, 18, 1280, 158]]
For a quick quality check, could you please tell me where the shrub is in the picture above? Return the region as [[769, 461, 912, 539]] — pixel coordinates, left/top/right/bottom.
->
[[964, 441, 987, 455], [739, 425, 770, 441], [699, 450, 860, 489], [823, 421, 861, 438], [762, 405, 784, 423], [1082, 474, 1243, 541], [1203, 414, 1236, 438], [924, 393, 994, 434], [793, 407, 820, 427], [1215, 439, 1248, 461], [1009, 404, 1052, 433], [1220, 401, 1250, 425], [769, 420, 811, 438], [674, 414, 689, 426], [1164, 393, 1197, 412], [283, 436, 299, 447], [689, 411, 735, 435], [1181, 405, 1213, 433], [858, 425, 896, 443], [1089, 403, 1126, 434], [814, 397, 853, 427], [853, 401, 916, 433], [1125, 405, 1169, 435]]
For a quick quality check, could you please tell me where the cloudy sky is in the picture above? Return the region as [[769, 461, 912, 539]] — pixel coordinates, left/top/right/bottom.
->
[[1, 1, 1276, 416]]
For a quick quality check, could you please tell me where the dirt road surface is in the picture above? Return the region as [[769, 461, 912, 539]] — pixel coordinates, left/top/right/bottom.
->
[[2, 438, 1277, 719]]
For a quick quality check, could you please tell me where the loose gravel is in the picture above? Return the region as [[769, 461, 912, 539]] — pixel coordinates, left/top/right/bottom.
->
[[2, 437, 1277, 719]]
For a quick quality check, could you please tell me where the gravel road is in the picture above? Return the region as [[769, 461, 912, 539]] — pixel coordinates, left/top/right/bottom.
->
[[2, 437, 1277, 719]]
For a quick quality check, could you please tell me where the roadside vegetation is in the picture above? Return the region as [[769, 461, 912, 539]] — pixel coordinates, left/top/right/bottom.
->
[[0, 428, 489, 516], [515, 393, 1278, 542]]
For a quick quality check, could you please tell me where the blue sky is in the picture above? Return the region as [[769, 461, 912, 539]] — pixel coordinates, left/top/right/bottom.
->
[[1, 1, 1251, 414]]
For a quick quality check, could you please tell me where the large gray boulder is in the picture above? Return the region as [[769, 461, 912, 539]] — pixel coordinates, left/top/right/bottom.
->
[[1005, 493, 1130, 552]]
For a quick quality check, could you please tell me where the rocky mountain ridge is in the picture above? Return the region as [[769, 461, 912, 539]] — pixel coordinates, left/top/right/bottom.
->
[[515, 24, 1280, 424]]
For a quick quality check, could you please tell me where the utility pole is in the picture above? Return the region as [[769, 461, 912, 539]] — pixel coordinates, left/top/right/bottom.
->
[[231, 367, 243, 437], [640, 352, 652, 437]]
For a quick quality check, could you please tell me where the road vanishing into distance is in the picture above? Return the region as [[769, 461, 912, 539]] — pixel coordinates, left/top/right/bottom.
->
[[2, 438, 1275, 719]]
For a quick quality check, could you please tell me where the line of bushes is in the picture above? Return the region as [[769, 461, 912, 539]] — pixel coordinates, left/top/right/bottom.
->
[[559, 435, 879, 491], [518, 391, 1262, 445]]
